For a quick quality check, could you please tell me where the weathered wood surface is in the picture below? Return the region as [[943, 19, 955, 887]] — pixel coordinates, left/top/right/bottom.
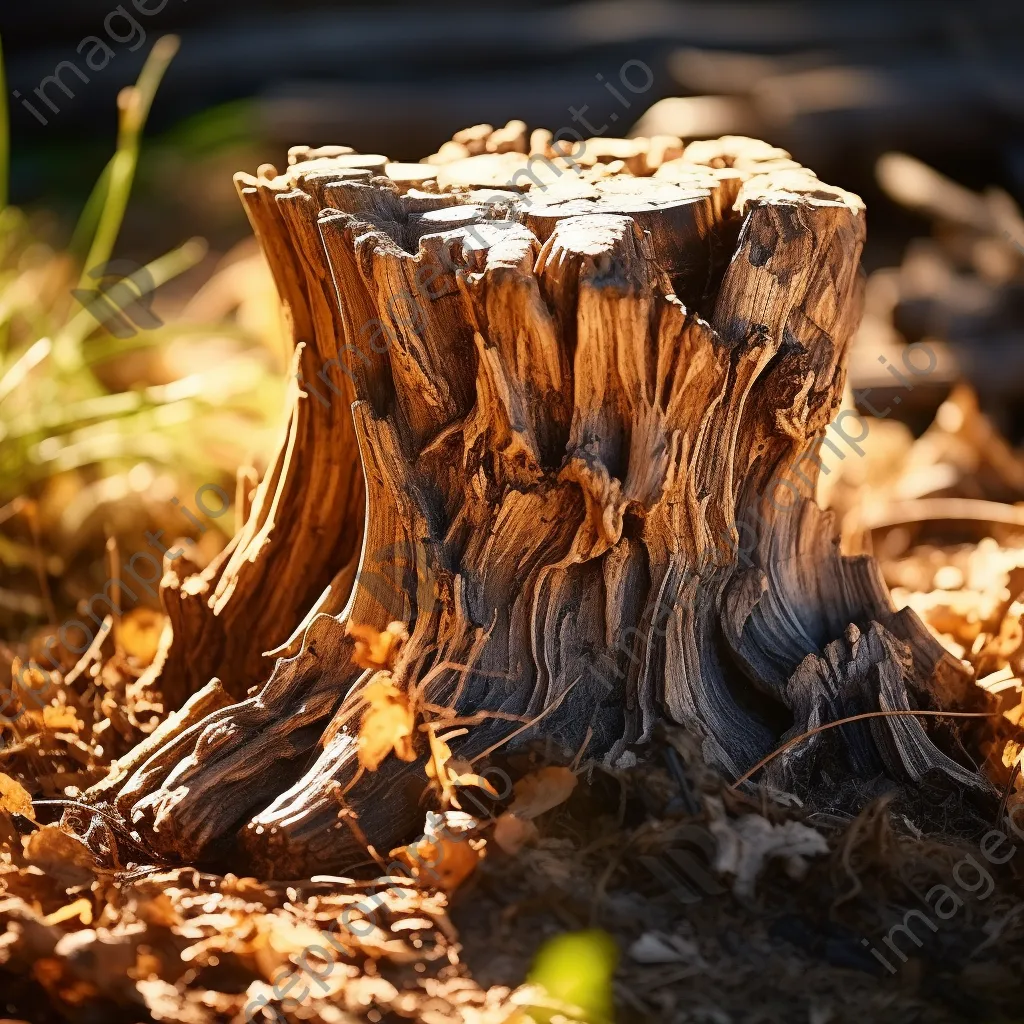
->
[[144, 161, 369, 710], [86, 129, 993, 877]]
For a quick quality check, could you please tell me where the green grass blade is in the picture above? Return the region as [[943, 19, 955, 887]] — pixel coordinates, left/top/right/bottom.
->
[[0, 338, 51, 405], [0, 34, 10, 360], [60, 236, 207, 351], [68, 157, 115, 264], [0, 33, 9, 212], [77, 35, 179, 290]]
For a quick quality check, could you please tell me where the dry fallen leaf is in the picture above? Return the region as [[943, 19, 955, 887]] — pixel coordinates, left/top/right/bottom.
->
[[492, 766, 577, 855], [252, 912, 335, 982], [356, 673, 416, 771], [120, 608, 168, 666], [394, 834, 480, 892], [10, 655, 55, 706], [707, 798, 830, 899], [507, 766, 577, 819], [136, 893, 181, 929], [42, 704, 83, 733], [493, 813, 540, 855], [391, 811, 484, 892], [0, 772, 34, 818], [25, 825, 97, 885], [348, 620, 409, 670]]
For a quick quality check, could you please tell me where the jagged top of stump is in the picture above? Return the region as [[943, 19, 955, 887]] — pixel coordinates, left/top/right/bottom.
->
[[236, 121, 862, 216], [233, 122, 863, 348]]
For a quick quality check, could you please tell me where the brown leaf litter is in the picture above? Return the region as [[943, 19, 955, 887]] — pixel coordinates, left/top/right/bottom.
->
[[7, 373, 1024, 1019]]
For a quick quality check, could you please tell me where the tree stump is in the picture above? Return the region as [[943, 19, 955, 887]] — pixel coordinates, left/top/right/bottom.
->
[[87, 132, 992, 877]]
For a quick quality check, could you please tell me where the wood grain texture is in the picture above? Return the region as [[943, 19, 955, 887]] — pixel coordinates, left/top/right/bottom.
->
[[143, 163, 369, 709], [86, 131, 994, 877]]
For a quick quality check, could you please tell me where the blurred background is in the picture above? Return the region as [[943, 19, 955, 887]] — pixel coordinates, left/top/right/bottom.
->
[[3, 0, 1024, 646], [6, 2, 1024, 268]]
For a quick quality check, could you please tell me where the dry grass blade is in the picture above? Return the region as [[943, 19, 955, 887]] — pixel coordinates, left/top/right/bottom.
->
[[731, 710, 1005, 788]]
